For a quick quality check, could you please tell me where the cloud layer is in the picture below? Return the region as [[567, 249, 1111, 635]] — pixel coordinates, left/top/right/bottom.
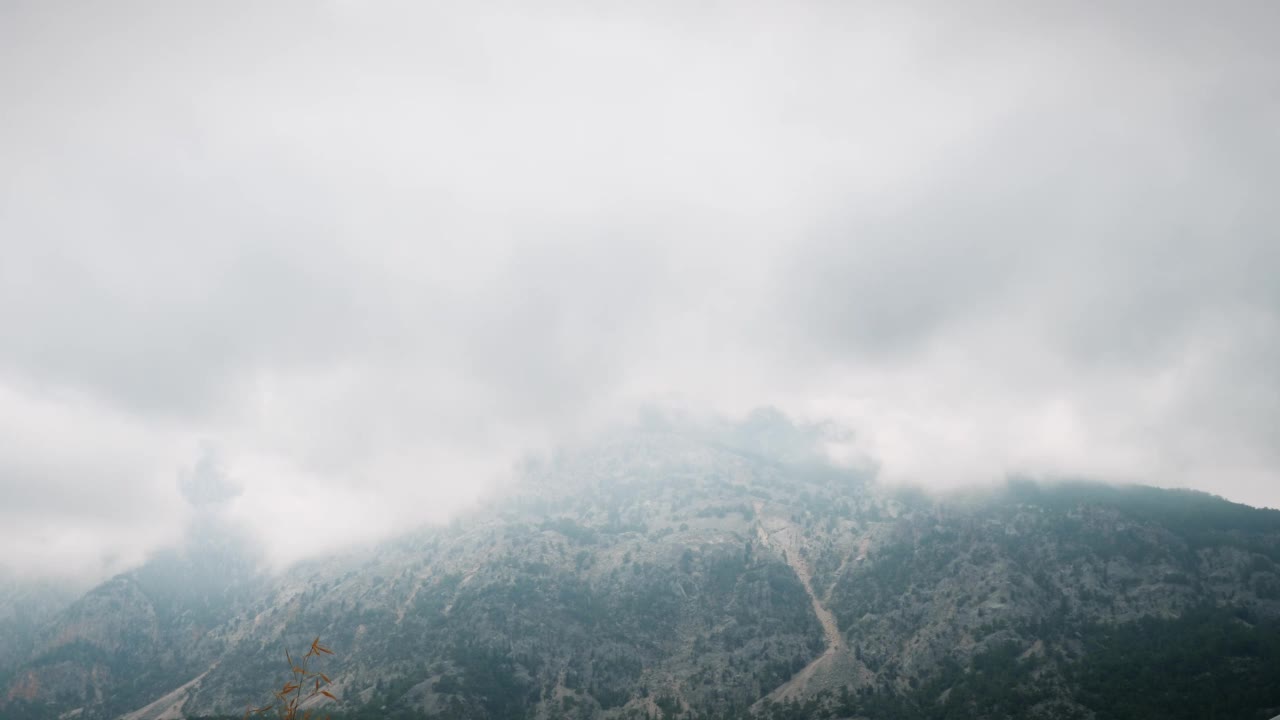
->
[[2, 0, 1277, 578]]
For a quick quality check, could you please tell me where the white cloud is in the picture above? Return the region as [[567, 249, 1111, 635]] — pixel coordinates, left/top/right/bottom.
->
[[1, 0, 1277, 579]]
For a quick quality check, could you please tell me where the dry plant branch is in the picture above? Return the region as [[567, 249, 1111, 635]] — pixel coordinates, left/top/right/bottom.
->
[[243, 636, 339, 720]]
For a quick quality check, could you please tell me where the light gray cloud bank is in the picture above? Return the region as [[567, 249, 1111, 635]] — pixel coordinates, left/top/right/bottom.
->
[[1, 0, 1277, 578]]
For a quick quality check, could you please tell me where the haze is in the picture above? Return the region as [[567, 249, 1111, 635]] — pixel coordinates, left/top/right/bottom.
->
[[2, 0, 1277, 581]]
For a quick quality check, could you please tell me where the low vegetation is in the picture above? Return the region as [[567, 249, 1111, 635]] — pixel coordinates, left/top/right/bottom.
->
[[242, 637, 339, 720]]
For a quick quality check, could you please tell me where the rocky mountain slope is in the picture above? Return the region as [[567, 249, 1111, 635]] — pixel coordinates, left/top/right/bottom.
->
[[3, 415, 1279, 720], [0, 576, 78, 678]]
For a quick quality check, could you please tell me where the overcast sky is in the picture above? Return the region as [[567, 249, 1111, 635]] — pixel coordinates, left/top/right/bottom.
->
[[2, 0, 1277, 581]]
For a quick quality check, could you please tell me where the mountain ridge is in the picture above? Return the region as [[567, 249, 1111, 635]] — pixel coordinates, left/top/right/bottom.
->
[[3, 421, 1279, 720]]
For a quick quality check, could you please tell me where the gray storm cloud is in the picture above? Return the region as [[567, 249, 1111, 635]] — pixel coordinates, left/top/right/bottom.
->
[[1, 0, 1277, 578]]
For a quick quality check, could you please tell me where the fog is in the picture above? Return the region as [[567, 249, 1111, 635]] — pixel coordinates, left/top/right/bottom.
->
[[2, 0, 1277, 580]]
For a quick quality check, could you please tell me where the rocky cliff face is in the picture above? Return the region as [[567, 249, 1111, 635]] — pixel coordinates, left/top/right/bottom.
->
[[4, 423, 1279, 720]]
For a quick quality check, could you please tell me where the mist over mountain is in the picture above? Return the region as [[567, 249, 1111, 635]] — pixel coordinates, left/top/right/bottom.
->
[[3, 413, 1278, 720], [4, 1, 1280, 718], [3, 0, 1280, 587]]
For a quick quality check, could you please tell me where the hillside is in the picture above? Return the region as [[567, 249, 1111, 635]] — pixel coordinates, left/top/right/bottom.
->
[[3, 419, 1279, 720]]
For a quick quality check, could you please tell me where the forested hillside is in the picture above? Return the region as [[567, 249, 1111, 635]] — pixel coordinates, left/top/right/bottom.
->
[[4, 418, 1279, 720]]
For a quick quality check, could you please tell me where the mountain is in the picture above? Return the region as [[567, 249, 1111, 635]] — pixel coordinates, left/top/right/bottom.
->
[[4, 416, 1280, 720], [0, 575, 79, 679]]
